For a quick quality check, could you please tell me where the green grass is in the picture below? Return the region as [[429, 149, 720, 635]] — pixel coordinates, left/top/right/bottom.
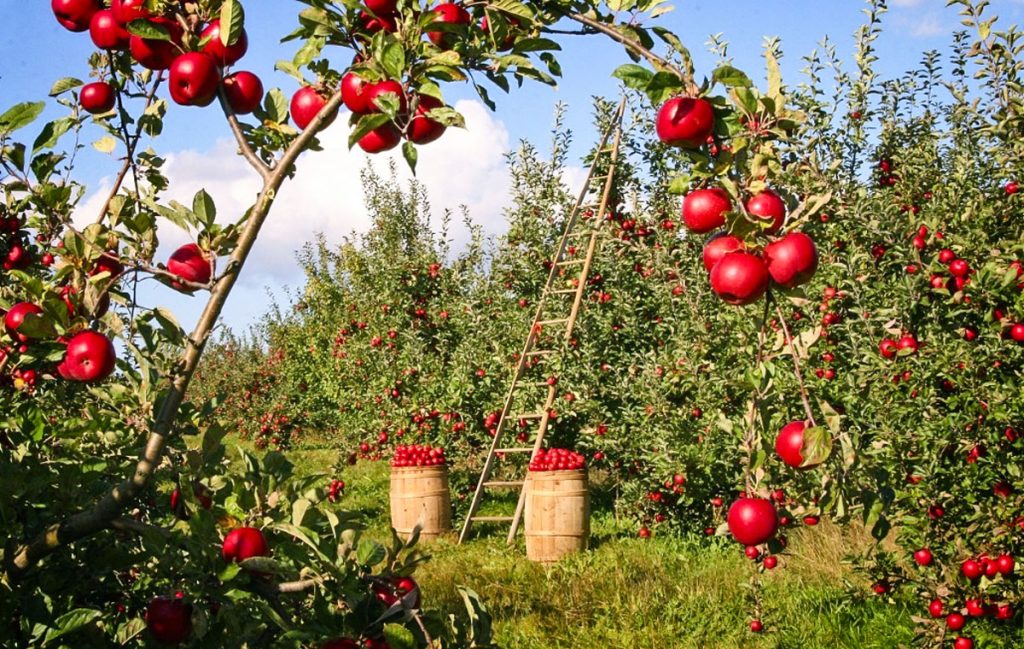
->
[[281, 448, 917, 648]]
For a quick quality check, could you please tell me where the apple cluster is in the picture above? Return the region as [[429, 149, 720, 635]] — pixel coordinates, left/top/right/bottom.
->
[[528, 447, 586, 471], [390, 443, 446, 467], [655, 96, 819, 306]]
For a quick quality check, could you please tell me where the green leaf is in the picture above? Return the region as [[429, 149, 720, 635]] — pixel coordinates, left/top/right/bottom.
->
[[220, 0, 245, 47], [402, 141, 418, 174], [356, 539, 386, 567], [126, 18, 170, 40], [193, 189, 217, 227], [382, 624, 416, 649], [92, 136, 118, 154], [43, 608, 102, 645], [612, 64, 654, 91], [713, 65, 753, 88], [799, 426, 832, 468], [49, 78, 84, 97], [33, 118, 76, 154], [512, 38, 561, 53], [0, 102, 45, 136], [347, 114, 389, 150]]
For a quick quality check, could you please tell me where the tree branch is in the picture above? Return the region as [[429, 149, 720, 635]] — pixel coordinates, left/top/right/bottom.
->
[[769, 293, 818, 428], [217, 86, 271, 181], [6, 91, 345, 580]]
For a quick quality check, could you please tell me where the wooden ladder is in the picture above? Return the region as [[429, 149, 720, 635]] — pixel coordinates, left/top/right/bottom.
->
[[458, 99, 627, 545]]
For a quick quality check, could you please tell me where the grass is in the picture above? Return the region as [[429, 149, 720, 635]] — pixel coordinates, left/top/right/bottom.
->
[[278, 447, 918, 648]]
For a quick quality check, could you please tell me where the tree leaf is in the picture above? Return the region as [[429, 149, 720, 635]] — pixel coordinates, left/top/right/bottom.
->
[[219, 0, 245, 47], [382, 624, 416, 649], [49, 78, 84, 97], [799, 425, 832, 468], [0, 102, 46, 136]]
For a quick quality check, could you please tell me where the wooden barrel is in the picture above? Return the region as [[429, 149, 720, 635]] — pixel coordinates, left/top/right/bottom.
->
[[389, 466, 452, 541], [524, 469, 590, 563]]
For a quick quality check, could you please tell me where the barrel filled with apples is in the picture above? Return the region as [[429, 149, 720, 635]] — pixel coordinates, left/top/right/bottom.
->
[[388, 445, 452, 541], [524, 448, 590, 563]]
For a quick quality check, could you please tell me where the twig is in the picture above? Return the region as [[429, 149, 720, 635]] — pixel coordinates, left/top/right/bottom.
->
[[217, 86, 271, 181], [769, 293, 818, 428]]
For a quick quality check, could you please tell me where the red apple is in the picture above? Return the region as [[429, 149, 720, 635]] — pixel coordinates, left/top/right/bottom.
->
[[953, 637, 973, 649], [709, 252, 770, 306], [702, 233, 745, 272], [169, 53, 221, 107], [913, 548, 933, 566], [879, 339, 897, 359], [428, 3, 471, 49], [682, 188, 732, 233], [145, 597, 192, 645], [774, 421, 817, 469], [291, 86, 336, 130], [365, 80, 407, 114], [897, 335, 919, 354], [1011, 323, 1024, 342], [929, 599, 944, 617], [223, 71, 264, 115], [764, 231, 818, 288], [52, 0, 100, 32], [359, 11, 398, 33], [365, 0, 399, 14], [961, 558, 982, 580], [949, 258, 970, 277], [727, 497, 778, 546], [222, 527, 269, 563], [342, 71, 372, 114], [167, 243, 213, 291], [129, 18, 183, 71], [90, 9, 130, 50], [745, 190, 786, 233], [4, 303, 44, 343], [946, 612, 966, 630], [750, 620, 763, 633], [408, 95, 446, 145], [372, 575, 421, 609], [358, 123, 402, 153], [80, 81, 116, 114], [201, 20, 248, 66], [57, 330, 117, 383], [655, 96, 715, 148], [995, 553, 1015, 575], [112, 0, 149, 24]]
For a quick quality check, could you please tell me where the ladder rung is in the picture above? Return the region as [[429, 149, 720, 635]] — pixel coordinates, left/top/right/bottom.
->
[[536, 318, 569, 326], [525, 349, 554, 357], [556, 259, 585, 266], [471, 516, 515, 522], [496, 447, 534, 453], [521, 381, 553, 387], [550, 288, 578, 295], [516, 412, 546, 419], [483, 481, 525, 488]]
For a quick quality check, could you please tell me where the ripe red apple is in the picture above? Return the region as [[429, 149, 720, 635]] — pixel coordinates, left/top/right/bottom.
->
[[995, 553, 1014, 575], [428, 3, 471, 49], [5, 302, 44, 343], [408, 95, 446, 145], [929, 599, 944, 618], [682, 188, 732, 233], [321, 639, 360, 649], [961, 558, 982, 580], [80, 81, 116, 115], [291, 86, 336, 130], [111, 0, 149, 24], [1011, 323, 1024, 342], [201, 20, 248, 66], [949, 258, 970, 277], [222, 527, 270, 563], [167, 243, 213, 291], [169, 53, 221, 107], [897, 335, 919, 354], [655, 96, 715, 148], [57, 330, 117, 383], [709, 252, 770, 306], [359, 10, 398, 33], [341, 71, 372, 114], [749, 619, 763, 633], [372, 575, 421, 609], [965, 598, 986, 617], [365, 80, 407, 113], [727, 497, 778, 546], [913, 548, 933, 566], [878, 339, 897, 359], [774, 421, 816, 469], [365, 0, 399, 14], [223, 71, 264, 115], [702, 233, 745, 272], [145, 597, 192, 645], [939, 248, 956, 264], [90, 9, 130, 50], [764, 231, 818, 288], [946, 612, 966, 630], [358, 123, 402, 153], [745, 190, 786, 233], [52, 0, 100, 32], [129, 18, 183, 71], [953, 638, 973, 649]]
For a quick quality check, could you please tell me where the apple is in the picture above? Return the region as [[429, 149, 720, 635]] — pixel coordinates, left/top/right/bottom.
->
[[878, 339, 897, 359], [365, 0, 399, 14], [682, 188, 731, 233], [939, 248, 956, 264], [359, 10, 398, 33], [145, 597, 192, 645], [342, 71, 372, 114], [764, 232, 818, 288], [1011, 323, 1024, 342], [949, 258, 970, 277], [946, 612, 966, 630], [961, 558, 982, 580], [111, 0, 149, 24], [929, 599, 944, 618], [57, 331, 117, 383], [291, 86, 336, 131], [5, 303, 44, 343], [745, 190, 786, 233], [372, 575, 421, 609], [702, 233, 745, 272], [774, 421, 818, 469], [201, 20, 248, 66], [223, 71, 264, 115], [896, 335, 919, 354], [167, 243, 213, 291], [913, 548, 933, 566], [965, 598, 985, 617], [222, 527, 270, 563], [726, 497, 778, 546], [749, 620, 763, 633], [995, 553, 1014, 575], [129, 18, 183, 70], [763, 555, 778, 569], [52, 0, 100, 32], [169, 53, 221, 107], [655, 96, 715, 148], [90, 9, 130, 50], [995, 604, 1014, 621], [953, 638, 973, 649], [80, 81, 116, 115], [358, 123, 402, 153], [321, 640, 360, 649], [481, 14, 519, 51], [428, 3, 471, 49], [709, 252, 770, 306], [408, 95, 446, 144], [365, 80, 407, 113]]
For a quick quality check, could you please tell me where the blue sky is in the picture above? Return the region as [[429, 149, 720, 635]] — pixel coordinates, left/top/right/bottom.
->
[[3, 1, 1021, 333]]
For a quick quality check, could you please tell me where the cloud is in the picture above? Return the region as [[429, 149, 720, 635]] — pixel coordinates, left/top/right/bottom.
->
[[890, 0, 924, 6], [77, 100, 533, 330]]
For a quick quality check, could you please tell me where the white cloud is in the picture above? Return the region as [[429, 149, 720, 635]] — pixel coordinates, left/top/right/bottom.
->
[[891, 0, 924, 7], [910, 15, 946, 37]]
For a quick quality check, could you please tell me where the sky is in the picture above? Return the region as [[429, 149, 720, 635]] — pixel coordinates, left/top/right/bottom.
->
[[2, 0, 1023, 335]]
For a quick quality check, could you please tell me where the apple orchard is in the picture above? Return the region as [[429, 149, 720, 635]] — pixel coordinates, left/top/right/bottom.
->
[[1, 0, 1024, 648]]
